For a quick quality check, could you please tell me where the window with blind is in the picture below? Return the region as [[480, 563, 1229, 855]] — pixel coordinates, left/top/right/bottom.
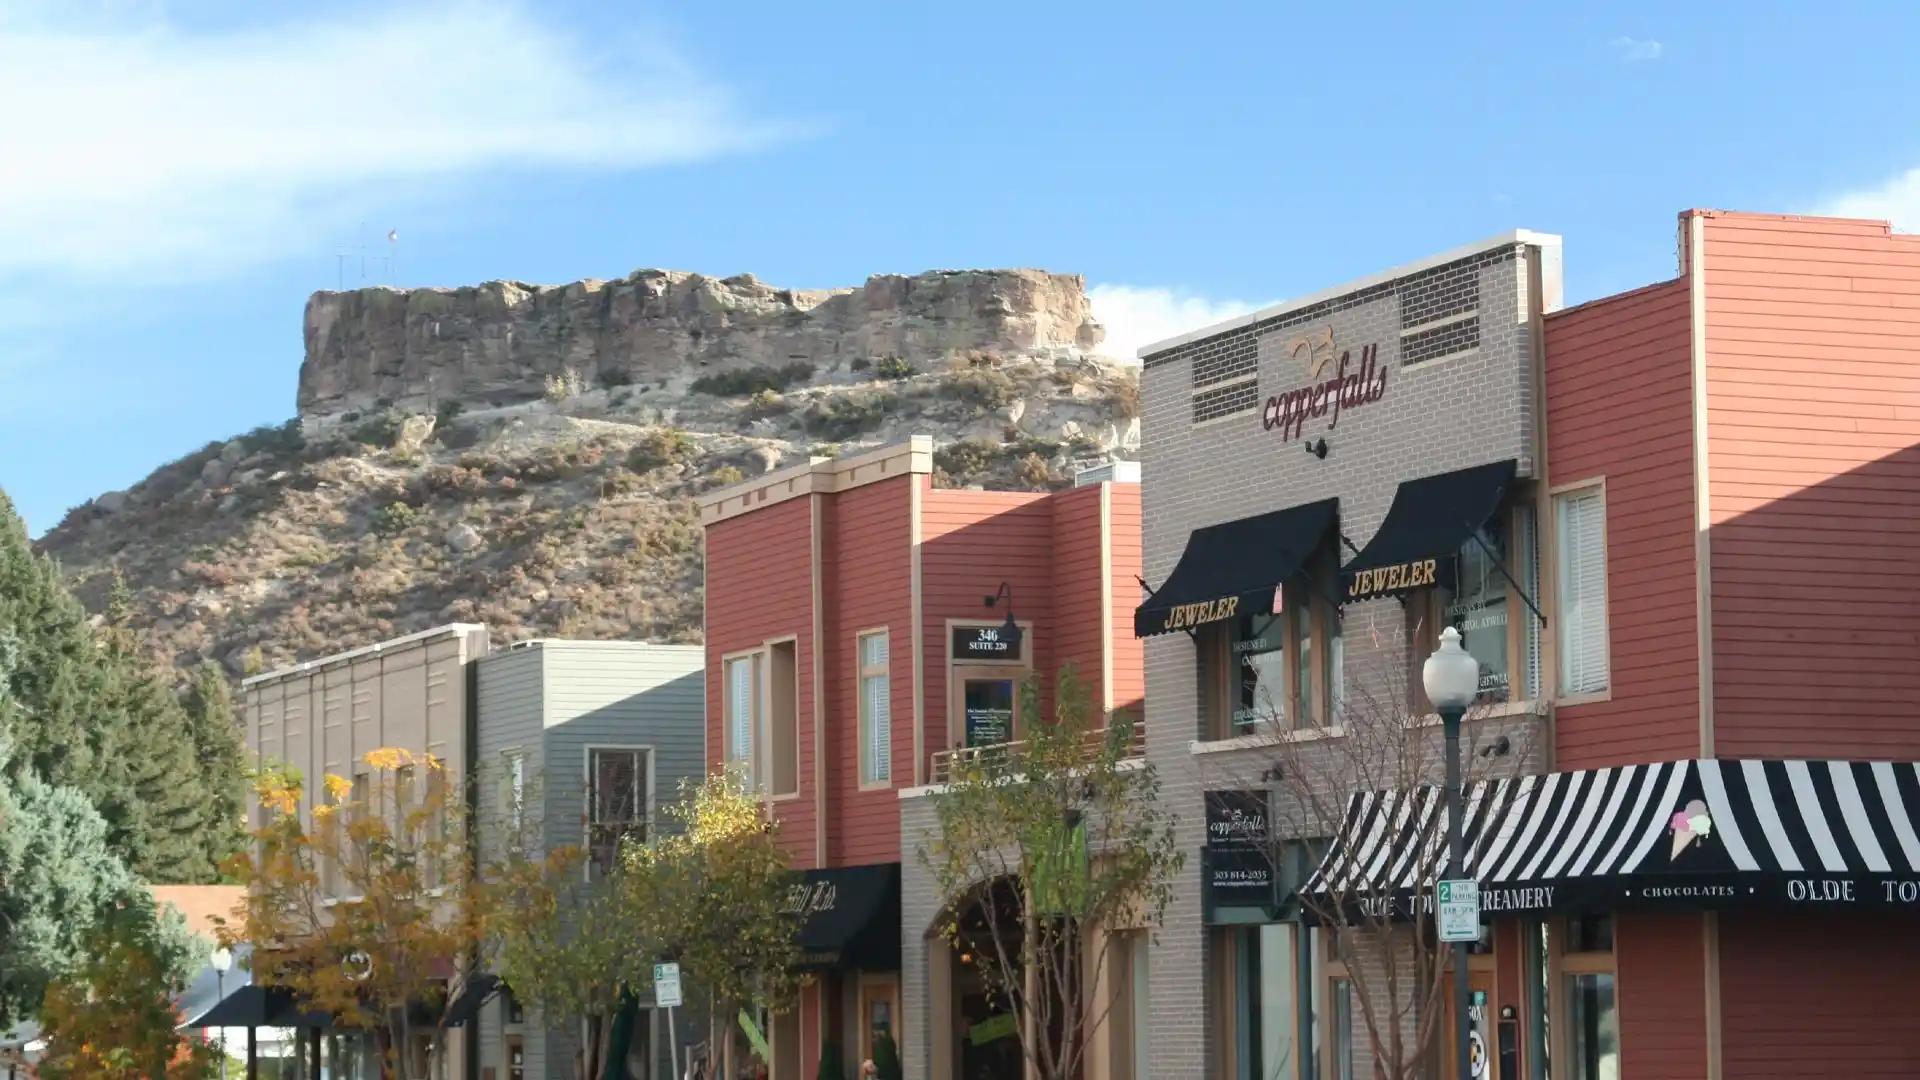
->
[[1555, 485, 1610, 697], [724, 654, 761, 789], [859, 630, 891, 785]]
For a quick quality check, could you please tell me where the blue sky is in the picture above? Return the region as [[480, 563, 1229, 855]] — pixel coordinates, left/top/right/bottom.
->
[[4, 0, 1919, 534]]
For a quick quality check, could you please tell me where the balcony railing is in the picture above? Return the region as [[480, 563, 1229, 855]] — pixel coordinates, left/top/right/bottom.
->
[[927, 724, 1146, 787]]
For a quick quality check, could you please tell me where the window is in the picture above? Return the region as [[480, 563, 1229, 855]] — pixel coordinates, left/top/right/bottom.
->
[[858, 631, 891, 785], [1449, 525, 1511, 703], [1555, 485, 1610, 697], [501, 750, 526, 842], [724, 653, 761, 787], [1328, 976, 1355, 1080], [1219, 923, 1319, 1080], [767, 641, 798, 796], [587, 747, 649, 876], [724, 643, 799, 797], [1560, 913, 1618, 1080], [1201, 558, 1342, 739]]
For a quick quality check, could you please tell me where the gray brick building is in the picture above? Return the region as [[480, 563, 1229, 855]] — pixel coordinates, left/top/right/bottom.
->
[[1136, 232, 1563, 1078]]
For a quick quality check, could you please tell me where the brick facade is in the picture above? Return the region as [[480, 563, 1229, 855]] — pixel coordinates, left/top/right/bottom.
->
[[1137, 232, 1563, 1077]]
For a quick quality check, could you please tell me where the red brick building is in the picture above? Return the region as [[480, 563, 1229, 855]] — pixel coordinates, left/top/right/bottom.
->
[[698, 437, 1143, 1078]]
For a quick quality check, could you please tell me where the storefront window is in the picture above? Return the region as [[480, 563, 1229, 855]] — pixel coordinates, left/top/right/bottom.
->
[[1449, 525, 1510, 703], [1329, 977, 1355, 1080], [1232, 613, 1289, 733], [1230, 923, 1301, 1080], [1567, 974, 1618, 1080], [1561, 913, 1617, 1080]]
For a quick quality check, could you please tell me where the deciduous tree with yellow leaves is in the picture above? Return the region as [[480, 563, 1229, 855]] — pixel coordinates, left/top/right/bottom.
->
[[221, 748, 490, 1080]]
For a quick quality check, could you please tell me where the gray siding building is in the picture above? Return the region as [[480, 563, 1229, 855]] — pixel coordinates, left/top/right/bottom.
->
[[1137, 232, 1563, 1078], [474, 640, 705, 1080]]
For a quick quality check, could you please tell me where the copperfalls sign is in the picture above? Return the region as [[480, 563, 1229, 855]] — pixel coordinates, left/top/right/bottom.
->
[[1261, 326, 1388, 442]]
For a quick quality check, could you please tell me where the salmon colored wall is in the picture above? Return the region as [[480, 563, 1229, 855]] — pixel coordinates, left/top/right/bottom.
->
[[1107, 483, 1146, 718], [1049, 484, 1108, 714], [1719, 911, 1920, 1077], [1697, 211, 1920, 758], [920, 485, 1057, 763], [705, 495, 817, 863], [822, 476, 914, 866], [1544, 278, 1702, 767], [1615, 912, 1708, 1080]]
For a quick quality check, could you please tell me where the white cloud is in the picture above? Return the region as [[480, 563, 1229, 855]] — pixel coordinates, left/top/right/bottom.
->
[[1610, 36, 1664, 62], [0, 2, 805, 282], [1087, 285, 1271, 364], [1817, 166, 1920, 231]]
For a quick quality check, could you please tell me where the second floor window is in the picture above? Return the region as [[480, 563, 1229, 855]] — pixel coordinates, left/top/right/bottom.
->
[[859, 630, 891, 785], [587, 747, 648, 876], [724, 643, 799, 796], [1200, 556, 1343, 738], [1555, 485, 1610, 697]]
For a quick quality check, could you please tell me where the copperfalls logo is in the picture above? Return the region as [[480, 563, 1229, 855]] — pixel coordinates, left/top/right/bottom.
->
[[1260, 326, 1388, 441]]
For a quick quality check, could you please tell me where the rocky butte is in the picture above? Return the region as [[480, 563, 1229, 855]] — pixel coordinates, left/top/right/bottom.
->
[[300, 267, 1107, 418]]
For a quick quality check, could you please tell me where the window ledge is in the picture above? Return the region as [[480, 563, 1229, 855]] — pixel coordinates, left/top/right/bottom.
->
[[1189, 727, 1345, 756], [1556, 690, 1612, 707], [1406, 699, 1548, 727]]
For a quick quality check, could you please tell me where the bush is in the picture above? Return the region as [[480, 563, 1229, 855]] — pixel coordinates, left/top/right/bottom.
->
[[706, 465, 746, 490], [933, 439, 997, 480], [599, 367, 634, 388], [1015, 451, 1058, 489], [872, 354, 914, 380], [627, 428, 696, 473], [848, 356, 871, 373], [803, 392, 896, 440], [744, 389, 788, 421], [371, 502, 419, 535], [946, 368, 1016, 410], [871, 1031, 902, 1080], [350, 409, 407, 448], [690, 361, 815, 397], [544, 369, 586, 402], [1109, 377, 1141, 420], [240, 418, 306, 458], [816, 1040, 848, 1080], [435, 399, 466, 424]]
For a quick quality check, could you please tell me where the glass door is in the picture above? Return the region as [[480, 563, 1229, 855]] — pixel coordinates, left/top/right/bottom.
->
[[961, 676, 1017, 748]]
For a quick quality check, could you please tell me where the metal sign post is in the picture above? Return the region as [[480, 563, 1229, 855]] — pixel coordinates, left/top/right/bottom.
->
[[654, 963, 683, 1077]]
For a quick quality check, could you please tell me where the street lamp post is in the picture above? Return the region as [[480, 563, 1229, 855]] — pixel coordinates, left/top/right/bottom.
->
[[1423, 625, 1480, 1080], [209, 946, 233, 1080]]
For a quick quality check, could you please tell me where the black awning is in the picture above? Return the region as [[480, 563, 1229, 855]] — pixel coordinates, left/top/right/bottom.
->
[[1300, 758, 1920, 925], [788, 864, 901, 970], [183, 985, 337, 1030], [1340, 459, 1516, 602], [443, 973, 502, 1028], [1135, 499, 1339, 637]]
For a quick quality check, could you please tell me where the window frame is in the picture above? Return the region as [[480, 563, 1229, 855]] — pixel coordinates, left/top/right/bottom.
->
[[1407, 495, 1541, 711], [722, 639, 801, 800], [857, 973, 902, 1067], [1200, 544, 1344, 740], [856, 627, 893, 790], [1549, 478, 1612, 705], [583, 744, 654, 880], [944, 617, 1034, 751], [1549, 913, 1619, 1080]]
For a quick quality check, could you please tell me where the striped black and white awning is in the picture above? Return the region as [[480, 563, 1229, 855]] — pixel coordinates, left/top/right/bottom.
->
[[1300, 758, 1920, 924]]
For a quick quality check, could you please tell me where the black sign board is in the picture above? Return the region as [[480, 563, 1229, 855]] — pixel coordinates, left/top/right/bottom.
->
[[952, 624, 1023, 661], [1204, 790, 1277, 919], [963, 678, 1016, 748]]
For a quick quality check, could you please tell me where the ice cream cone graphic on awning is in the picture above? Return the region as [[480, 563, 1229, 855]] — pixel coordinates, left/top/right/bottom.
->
[[1668, 799, 1713, 860]]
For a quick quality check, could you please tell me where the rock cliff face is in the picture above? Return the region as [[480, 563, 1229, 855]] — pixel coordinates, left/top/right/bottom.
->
[[299, 268, 1105, 418]]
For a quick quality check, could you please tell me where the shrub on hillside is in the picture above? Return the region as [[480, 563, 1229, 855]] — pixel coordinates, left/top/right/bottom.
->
[[872, 354, 914, 380], [932, 439, 997, 480], [371, 502, 419, 535], [350, 409, 407, 448], [945, 367, 1016, 410], [689, 361, 815, 397], [627, 428, 697, 473], [744, 389, 788, 421], [803, 392, 896, 440]]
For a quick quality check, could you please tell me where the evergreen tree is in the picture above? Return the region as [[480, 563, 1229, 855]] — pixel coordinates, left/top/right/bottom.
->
[[183, 660, 248, 872], [0, 490, 245, 883], [0, 634, 200, 1025]]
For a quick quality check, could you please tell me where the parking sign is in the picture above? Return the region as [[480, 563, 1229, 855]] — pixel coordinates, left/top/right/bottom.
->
[[1436, 879, 1481, 943]]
